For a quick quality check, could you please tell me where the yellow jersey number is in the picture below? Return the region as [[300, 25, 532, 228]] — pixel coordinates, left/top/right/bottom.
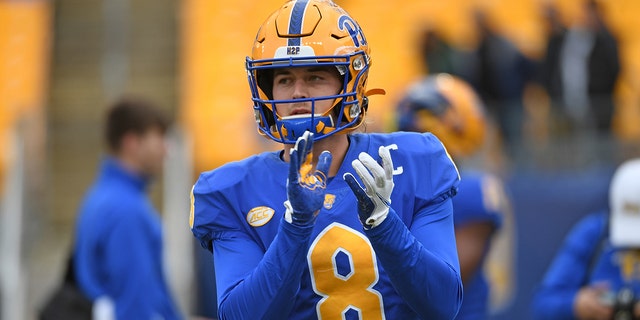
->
[[307, 222, 385, 320]]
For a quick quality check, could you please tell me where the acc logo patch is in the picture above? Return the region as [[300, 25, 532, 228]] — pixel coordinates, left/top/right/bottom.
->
[[247, 206, 275, 227]]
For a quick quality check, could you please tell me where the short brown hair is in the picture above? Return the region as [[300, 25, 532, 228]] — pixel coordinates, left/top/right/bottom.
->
[[105, 95, 170, 152]]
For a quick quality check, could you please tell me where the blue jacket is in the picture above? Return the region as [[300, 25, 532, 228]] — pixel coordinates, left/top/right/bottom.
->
[[532, 212, 640, 319], [74, 156, 182, 320]]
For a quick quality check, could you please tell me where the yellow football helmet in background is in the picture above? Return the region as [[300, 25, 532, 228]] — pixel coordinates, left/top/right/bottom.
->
[[396, 73, 487, 158]]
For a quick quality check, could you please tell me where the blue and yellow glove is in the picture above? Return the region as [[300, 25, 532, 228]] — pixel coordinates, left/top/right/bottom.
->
[[284, 131, 332, 226], [343, 146, 395, 229]]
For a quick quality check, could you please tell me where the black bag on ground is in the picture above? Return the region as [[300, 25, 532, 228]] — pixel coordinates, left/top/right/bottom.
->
[[39, 252, 92, 320]]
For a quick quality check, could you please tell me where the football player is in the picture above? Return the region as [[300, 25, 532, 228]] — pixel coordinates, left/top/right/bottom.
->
[[396, 73, 513, 319], [189, 0, 462, 319]]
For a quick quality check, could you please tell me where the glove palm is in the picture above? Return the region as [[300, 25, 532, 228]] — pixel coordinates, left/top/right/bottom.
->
[[285, 131, 332, 226]]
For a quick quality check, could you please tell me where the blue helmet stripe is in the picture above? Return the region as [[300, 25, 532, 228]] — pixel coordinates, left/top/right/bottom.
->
[[287, 0, 309, 47]]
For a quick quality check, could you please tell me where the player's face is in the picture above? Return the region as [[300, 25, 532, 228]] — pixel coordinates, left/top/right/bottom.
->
[[271, 66, 342, 117]]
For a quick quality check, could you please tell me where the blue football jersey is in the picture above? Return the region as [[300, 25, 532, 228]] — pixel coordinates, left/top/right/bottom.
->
[[191, 132, 462, 319], [453, 171, 504, 229], [453, 171, 505, 319]]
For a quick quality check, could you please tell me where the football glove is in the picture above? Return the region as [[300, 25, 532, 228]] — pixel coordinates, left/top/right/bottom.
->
[[343, 146, 395, 229], [284, 131, 332, 226]]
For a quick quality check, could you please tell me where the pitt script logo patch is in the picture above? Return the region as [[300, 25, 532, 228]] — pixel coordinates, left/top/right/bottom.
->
[[324, 194, 336, 210], [247, 206, 275, 227]]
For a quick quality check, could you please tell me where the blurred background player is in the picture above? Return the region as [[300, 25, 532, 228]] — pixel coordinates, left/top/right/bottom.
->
[[190, 0, 463, 319], [72, 96, 183, 320], [396, 73, 514, 319], [532, 158, 640, 320]]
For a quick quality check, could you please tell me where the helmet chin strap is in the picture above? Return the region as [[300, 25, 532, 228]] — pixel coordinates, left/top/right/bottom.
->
[[275, 113, 335, 142], [272, 95, 342, 143]]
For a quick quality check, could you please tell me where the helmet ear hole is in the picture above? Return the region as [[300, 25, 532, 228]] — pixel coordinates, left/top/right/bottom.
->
[[257, 69, 274, 100], [361, 96, 369, 112]]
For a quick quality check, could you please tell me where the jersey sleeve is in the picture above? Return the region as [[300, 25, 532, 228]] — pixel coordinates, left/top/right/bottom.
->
[[392, 132, 460, 207], [531, 212, 608, 319], [366, 200, 463, 318], [190, 170, 234, 252], [190, 165, 317, 320], [190, 163, 261, 251], [363, 132, 463, 318]]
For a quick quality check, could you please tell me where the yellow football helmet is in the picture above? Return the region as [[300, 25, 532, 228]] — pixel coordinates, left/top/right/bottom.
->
[[246, 0, 372, 144], [396, 74, 486, 158]]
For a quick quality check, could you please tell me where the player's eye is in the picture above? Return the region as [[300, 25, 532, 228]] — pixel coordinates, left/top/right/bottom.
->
[[274, 75, 293, 86]]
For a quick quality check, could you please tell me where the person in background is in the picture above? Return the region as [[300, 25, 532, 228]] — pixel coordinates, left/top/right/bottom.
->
[[73, 96, 183, 320], [418, 25, 473, 79], [464, 9, 536, 155], [536, 0, 620, 135], [189, 0, 463, 319], [532, 158, 640, 320], [396, 73, 513, 319]]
